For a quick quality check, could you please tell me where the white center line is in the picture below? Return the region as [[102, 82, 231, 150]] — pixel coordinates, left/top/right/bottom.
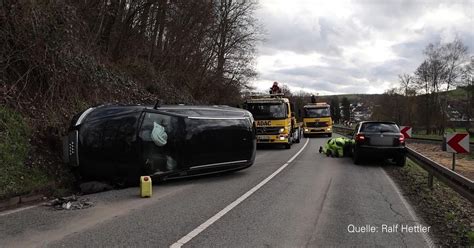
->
[[170, 138, 310, 248], [0, 204, 39, 217]]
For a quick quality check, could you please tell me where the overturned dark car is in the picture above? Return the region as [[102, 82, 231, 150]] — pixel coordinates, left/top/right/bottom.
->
[[64, 104, 256, 184]]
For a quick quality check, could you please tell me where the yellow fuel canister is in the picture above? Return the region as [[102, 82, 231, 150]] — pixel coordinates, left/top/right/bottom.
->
[[140, 176, 152, 197]]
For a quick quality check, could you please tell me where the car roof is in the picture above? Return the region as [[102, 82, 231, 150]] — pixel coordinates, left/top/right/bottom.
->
[[154, 105, 250, 118], [80, 104, 250, 124], [358, 121, 397, 125]]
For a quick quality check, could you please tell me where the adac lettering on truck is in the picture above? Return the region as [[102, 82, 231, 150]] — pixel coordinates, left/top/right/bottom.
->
[[256, 120, 287, 127], [256, 120, 271, 126]]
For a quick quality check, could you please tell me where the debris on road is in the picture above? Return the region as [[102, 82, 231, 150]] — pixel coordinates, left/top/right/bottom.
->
[[45, 195, 94, 210]]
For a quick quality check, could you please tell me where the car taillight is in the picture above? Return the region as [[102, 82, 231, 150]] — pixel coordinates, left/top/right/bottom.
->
[[355, 134, 365, 142], [399, 134, 405, 143]]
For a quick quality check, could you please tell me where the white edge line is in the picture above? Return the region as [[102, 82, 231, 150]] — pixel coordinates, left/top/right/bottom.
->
[[0, 204, 40, 217], [169, 138, 310, 248], [382, 169, 436, 247]]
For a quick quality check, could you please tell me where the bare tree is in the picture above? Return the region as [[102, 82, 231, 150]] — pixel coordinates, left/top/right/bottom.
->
[[441, 38, 469, 91], [210, 0, 260, 103], [398, 73, 413, 96], [414, 60, 439, 134], [459, 56, 474, 134]]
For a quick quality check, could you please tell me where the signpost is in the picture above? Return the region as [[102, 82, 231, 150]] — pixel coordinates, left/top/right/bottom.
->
[[446, 133, 470, 171], [400, 126, 412, 139]]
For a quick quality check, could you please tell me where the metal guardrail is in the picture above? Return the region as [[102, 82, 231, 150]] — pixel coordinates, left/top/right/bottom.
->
[[406, 147, 474, 202], [332, 126, 474, 203], [409, 137, 474, 151], [411, 136, 474, 144], [332, 126, 353, 138]]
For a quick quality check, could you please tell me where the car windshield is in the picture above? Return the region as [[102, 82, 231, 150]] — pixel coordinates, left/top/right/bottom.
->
[[360, 123, 399, 133], [245, 103, 287, 119], [304, 107, 330, 118]]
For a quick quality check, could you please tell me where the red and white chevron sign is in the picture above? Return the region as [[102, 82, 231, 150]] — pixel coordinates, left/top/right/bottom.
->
[[400, 126, 412, 139], [446, 133, 470, 153]]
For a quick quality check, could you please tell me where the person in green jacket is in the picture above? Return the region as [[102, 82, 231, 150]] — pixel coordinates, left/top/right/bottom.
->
[[319, 137, 354, 157]]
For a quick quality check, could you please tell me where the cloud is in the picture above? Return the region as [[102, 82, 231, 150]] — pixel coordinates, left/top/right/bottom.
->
[[253, 0, 474, 95]]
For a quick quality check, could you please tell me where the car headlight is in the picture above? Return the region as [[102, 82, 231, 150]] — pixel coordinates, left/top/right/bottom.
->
[[279, 128, 285, 133], [327, 128, 331, 131], [304, 128, 309, 132]]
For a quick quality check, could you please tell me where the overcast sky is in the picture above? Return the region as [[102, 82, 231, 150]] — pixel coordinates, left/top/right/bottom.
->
[[251, 0, 474, 95]]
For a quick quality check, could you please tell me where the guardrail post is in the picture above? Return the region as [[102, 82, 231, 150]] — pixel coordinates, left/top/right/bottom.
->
[[428, 173, 434, 190], [451, 153, 456, 171]]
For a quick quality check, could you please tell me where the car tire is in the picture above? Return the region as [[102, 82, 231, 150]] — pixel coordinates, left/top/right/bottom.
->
[[285, 143, 291, 149], [353, 148, 361, 165], [328, 133, 332, 137], [395, 155, 406, 167]]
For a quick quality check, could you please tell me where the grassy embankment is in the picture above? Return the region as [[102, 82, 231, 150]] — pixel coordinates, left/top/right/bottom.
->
[[0, 106, 52, 200], [386, 159, 474, 246]]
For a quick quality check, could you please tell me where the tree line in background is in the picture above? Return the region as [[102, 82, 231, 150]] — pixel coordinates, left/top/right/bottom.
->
[[282, 39, 473, 135], [280, 89, 350, 123], [288, 39, 472, 133], [373, 39, 473, 134]]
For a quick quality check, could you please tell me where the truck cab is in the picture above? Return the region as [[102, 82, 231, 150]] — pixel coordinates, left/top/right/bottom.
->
[[244, 94, 301, 149], [302, 102, 333, 137]]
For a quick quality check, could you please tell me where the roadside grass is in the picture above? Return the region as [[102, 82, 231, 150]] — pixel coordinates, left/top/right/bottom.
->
[[0, 106, 51, 200], [385, 159, 474, 247]]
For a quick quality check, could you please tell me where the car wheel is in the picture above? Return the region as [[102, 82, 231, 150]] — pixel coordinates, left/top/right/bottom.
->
[[285, 143, 291, 149], [353, 148, 361, 165], [395, 155, 406, 167], [328, 133, 332, 137]]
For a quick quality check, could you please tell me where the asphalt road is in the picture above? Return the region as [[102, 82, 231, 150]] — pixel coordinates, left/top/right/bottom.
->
[[0, 136, 433, 247]]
